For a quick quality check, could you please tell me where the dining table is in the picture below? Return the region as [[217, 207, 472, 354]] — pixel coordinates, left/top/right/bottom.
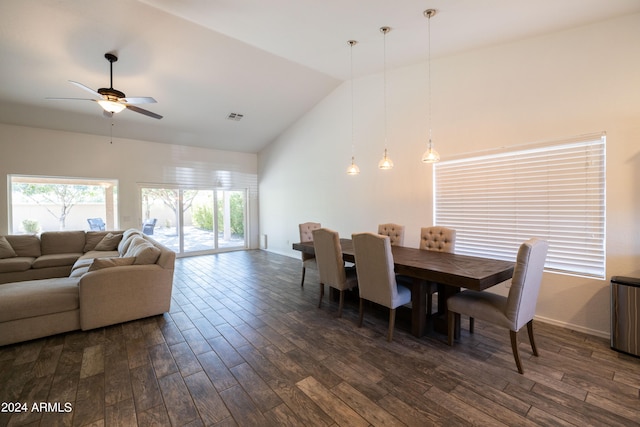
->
[[292, 239, 515, 338]]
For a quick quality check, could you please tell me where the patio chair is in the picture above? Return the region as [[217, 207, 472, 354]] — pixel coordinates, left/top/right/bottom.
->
[[142, 218, 157, 235], [87, 218, 105, 231]]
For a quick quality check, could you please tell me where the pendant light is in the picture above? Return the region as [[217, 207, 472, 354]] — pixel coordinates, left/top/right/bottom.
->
[[378, 26, 394, 170], [346, 40, 360, 175], [421, 9, 440, 163]]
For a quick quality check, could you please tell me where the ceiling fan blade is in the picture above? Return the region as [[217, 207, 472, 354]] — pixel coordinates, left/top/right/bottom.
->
[[69, 80, 104, 99], [46, 97, 97, 101], [122, 97, 156, 104], [126, 104, 163, 120]]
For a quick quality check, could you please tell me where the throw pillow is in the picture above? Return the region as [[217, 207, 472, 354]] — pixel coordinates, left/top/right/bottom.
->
[[0, 236, 17, 259], [88, 257, 136, 272], [94, 233, 123, 251]]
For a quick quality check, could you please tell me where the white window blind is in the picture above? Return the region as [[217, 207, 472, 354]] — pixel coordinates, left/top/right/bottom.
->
[[434, 133, 606, 279]]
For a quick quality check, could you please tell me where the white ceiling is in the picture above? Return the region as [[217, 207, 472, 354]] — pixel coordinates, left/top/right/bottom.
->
[[1, 0, 639, 153]]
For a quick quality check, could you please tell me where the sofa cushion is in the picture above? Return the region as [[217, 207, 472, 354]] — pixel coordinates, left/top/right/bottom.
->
[[124, 236, 161, 265], [5, 235, 41, 257], [0, 277, 79, 323], [41, 231, 86, 255], [32, 253, 83, 269], [94, 233, 123, 251], [0, 236, 17, 259], [0, 257, 35, 273], [89, 257, 135, 271]]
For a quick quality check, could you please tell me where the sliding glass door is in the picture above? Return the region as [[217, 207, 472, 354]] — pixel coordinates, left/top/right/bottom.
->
[[141, 186, 246, 256]]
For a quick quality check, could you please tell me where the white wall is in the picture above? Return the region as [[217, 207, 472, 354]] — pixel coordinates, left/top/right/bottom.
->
[[0, 124, 260, 249], [258, 14, 640, 337]]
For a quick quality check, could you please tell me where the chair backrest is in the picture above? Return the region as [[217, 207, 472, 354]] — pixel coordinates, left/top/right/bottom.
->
[[299, 222, 321, 261], [377, 223, 405, 246], [312, 228, 348, 289], [142, 218, 157, 235], [87, 218, 105, 231], [299, 222, 321, 242], [352, 232, 402, 308], [420, 226, 456, 252], [506, 238, 549, 330]]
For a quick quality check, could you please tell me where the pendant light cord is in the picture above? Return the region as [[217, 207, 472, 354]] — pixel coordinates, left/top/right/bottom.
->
[[427, 12, 432, 148], [350, 41, 355, 160], [383, 28, 388, 150]]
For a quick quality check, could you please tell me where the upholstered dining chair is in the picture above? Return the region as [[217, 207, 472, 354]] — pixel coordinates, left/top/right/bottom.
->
[[352, 232, 411, 342], [447, 238, 549, 374], [420, 226, 456, 316], [312, 228, 358, 317], [298, 222, 321, 287], [377, 223, 405, 246]]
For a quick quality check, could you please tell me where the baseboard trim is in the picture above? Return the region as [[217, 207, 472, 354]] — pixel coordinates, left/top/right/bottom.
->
[[535, 315, 610, 339]]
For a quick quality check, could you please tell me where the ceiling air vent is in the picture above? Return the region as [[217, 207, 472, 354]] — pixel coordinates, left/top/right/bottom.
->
[[227, 112, 244, 121]]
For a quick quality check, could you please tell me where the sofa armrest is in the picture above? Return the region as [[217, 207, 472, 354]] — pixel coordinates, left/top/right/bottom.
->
[[78, 264, 173, 330]]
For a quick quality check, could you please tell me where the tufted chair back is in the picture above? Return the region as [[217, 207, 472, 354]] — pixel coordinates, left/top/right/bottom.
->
[[299, 222, 321, 243], [377, 223, 405, 246], [299, 222, 321, 261], [420, 226, 456, 253], [298, 222, 321, 287]]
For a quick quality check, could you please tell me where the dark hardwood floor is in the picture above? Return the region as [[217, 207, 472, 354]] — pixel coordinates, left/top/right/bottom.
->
[[1, 250, 639, 426]]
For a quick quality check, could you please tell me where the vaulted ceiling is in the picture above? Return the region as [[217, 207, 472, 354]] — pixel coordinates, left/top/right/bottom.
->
[[1, 0, 638, 153]]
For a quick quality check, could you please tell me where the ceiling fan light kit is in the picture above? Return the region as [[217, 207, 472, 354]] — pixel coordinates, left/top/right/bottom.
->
[[97, 100, 126, 113]]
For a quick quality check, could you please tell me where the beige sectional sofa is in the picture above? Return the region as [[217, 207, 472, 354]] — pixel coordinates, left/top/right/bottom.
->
[[0, 229, 175, 346]]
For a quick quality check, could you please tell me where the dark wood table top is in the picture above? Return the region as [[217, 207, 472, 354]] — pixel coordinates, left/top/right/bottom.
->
[[293, 239, 514, 291]]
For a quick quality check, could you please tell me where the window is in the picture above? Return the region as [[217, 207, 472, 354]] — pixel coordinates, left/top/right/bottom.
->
[[140, 186, 247, 255], [434, 133, 605, 279], [10, 175, 118, 233]]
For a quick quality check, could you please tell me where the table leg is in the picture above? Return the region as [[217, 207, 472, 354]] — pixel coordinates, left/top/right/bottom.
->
[[409, 278, 428, 337]]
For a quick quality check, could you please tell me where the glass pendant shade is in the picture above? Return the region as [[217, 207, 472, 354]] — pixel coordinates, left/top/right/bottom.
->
[[422, 138, 440, 163], [378, 148, 394, 169], [98, 100, 126, 113], [422, 147, 440, 163], [346, 156, 360, 175]]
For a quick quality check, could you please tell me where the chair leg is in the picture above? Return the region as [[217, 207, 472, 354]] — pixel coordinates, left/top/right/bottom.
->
[[317, 283, 324, 308], [510, 330, 524, 374], [469, 317, 475, 334], [388, 308, 396, 342], [358, 298, 364, 327], [527, 320, 538, 356], [338, 290, 344, 318], [300, 266, 306, 287], [447, 310, 455, 346]]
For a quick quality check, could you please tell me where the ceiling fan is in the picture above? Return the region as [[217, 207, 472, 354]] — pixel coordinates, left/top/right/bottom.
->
[[48, 53, 162, 119]]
